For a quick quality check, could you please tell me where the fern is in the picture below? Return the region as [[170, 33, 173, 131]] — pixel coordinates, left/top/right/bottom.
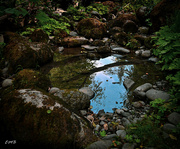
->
[[35, 11, 70, 35]]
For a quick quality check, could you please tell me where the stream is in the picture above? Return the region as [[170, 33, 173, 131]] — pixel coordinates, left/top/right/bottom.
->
[[41, 47, 165, 114]]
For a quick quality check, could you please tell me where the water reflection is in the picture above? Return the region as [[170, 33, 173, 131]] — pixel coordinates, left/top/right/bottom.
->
[[89, 65, 133, 113]]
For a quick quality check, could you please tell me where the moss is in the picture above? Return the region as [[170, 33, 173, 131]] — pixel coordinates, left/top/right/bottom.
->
[[77, 18, 107, 39], [0, 88, 97, 148], [14, 69, 51, 90], [3, 32, 53, 73], [30, 29, 49, 43]]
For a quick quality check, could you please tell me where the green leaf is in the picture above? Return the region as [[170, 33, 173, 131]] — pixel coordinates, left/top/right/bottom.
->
[[100, 130, 106, 137], [47, 110, 52, 114]]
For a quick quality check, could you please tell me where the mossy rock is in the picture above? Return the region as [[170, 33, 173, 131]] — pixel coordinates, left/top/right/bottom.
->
[[127, 39, 141, 50], [0, 89, 98, 148], [77, 18, 107, 39], [4, 32, 53, 73], [14, 69, 51, 90], [29, 29, 49, 43], [112, 31, 129, 46], [108, 13, 138, 29]]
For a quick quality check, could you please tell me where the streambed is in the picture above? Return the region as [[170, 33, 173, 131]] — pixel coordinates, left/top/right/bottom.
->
[[41, 47, 165, 113]]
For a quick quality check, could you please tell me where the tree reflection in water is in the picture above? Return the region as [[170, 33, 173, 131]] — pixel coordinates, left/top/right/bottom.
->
[[89, 65, 134, 113]]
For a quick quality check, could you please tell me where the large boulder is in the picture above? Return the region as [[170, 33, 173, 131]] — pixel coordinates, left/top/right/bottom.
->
[[0, 89, 97, 148], [108, 13, 138, 33], [4, 32, 53, 72], [29, 29, 49, 43], [77, 18, 107, 39]]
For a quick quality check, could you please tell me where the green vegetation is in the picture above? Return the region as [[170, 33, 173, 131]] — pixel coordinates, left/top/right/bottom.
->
[[152, 10, 180, 112]]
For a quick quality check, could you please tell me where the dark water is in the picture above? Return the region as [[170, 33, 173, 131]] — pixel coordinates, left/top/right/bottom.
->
[[42, 48, 165, 113]]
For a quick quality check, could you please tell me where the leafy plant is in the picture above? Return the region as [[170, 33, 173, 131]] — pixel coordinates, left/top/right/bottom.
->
[[152, 10, 180, 112], [86, 3, 109, 15], [100, 130, 106, 137]]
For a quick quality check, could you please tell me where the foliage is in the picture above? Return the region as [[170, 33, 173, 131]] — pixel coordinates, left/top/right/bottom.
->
[[121, 0, 161, 10], [21, 11, 70, 36], [126, 118, 168, 148], [86, 3, 109, 15], [100, 130, 106, 137], [152, 10, 180, 112], [67, 5, 87, 21]]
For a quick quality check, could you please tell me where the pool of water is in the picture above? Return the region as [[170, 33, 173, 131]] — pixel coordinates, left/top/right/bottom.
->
[[89, 65, 133, 113], [44, 49, 165, 114]]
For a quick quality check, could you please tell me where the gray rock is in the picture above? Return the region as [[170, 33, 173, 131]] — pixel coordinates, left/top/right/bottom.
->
[[116, 130, 126, 139], [102, 134, 117, 140], [94, 124, 101, 131], [49, 87, 61, 94], [163, 123, 177, 132], [80, 110, 87, 116], [148, 57, 159, 63], [111, 45, 130, 54], [168, 112, 180, 125], [100, 120, 106, 126], [132, 101, 145, 108], [123, 78, 135, 90], [133, 91, 146, 100], [57, 46, 64, 52], [86, 140, 112, 149], [122, 112, 131, 117], [116, 109, 124, 115], [2, 67, 8, 77], [134, 83, 152, 92], [69, 31, 78, 36], [112, 54, 124, 58], [81, 45, 98, 51], [138, 27, 149, 34], [141, 50, 151, 58], [98, 109, 105, 117], [117, 125, 125, 130], [122, 143, 135, 149], [79, 87, 95, 99], [122, 117, 131, 126], [2, 79, 13, 88], [146, 89, 170, 101], [0, 34, 4, 43]]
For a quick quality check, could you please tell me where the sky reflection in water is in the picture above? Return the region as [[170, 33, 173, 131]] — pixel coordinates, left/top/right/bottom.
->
[[89, 56, 133, 113]]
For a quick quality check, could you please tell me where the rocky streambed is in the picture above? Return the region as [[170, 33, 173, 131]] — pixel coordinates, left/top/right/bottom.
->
[[1, 1, 180, 148]]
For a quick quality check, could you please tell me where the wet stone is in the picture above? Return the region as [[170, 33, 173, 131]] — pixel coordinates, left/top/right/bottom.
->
[[123, 78, 135, 90], [122, 143, 136, 149], [111, 45, 130, 54], [146, 89, 170, 101], [2, 79, 13, 88], [168, 112, 180, 125], [163, 123, 177, 132], [116, 130, 126, 139]]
